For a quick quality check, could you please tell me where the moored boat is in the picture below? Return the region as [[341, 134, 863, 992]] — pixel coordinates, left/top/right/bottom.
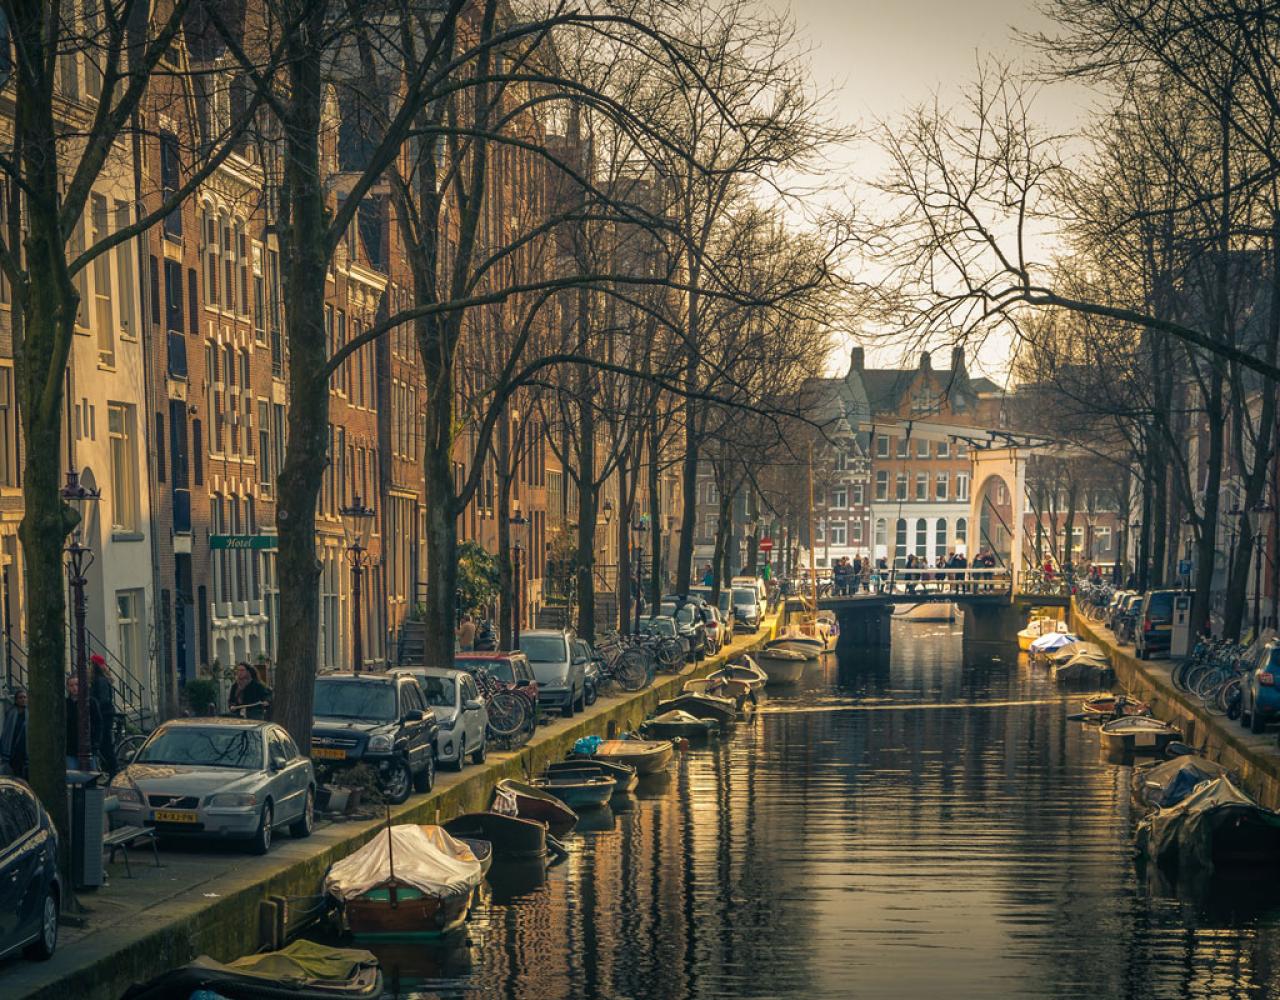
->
[[1017, 618, 1068, 652], [586, 738, 674, 774], [711, 658, 768, 692], [1099, 716, 1181, 756], [767, 633, 824, 660], [1029, 630, 1079, 657], [493, 779, 579, 833], [324, 826, 485, 939], [682, 677, 756, 719], [1053, 653, 1113, 686], [545, 758, 638, 793], [1132, 755, 1231, 811], [121, 940, 383, 1000], [640, 709, 720, 741], [1082, 694, 1150, 719], [443, 811, 549, 860], [756, 647, 807, 685], [1136, 776, 1280, 871], [656, 693, 739, 730], [532, 772, 615, 810]]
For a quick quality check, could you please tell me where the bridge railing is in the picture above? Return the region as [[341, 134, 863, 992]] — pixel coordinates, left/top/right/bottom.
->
[[814, 566, 1014, 598]]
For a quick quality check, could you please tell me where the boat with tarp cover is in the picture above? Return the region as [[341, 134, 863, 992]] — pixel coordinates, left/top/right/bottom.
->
[[1136, 776, 1280, 871], [1132, 755, 1232, 811]]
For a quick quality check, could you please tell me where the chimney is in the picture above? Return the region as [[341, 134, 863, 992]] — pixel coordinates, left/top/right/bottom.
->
[[952, 345, 965, 372], [849, 346, 865, 373], [920, 350, 931, 370]]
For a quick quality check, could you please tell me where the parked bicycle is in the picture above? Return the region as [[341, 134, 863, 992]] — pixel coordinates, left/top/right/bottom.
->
[[594, 632, 653, 693], [474, 669, 532, 750]]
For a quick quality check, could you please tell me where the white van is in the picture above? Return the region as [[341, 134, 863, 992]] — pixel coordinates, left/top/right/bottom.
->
[[731, 575, 767, 606]]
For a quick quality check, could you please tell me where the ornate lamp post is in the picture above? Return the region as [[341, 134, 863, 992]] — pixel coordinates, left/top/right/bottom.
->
[[507, 505, 529, 648], [632, 515, 649, 634], [1250, 504, 1272, 637], [62, 469, 100, 771], [340, 495, 375, 673]]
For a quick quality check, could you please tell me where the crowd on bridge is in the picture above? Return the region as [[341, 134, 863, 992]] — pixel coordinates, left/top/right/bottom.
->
[[781, 549, 1008, 599]]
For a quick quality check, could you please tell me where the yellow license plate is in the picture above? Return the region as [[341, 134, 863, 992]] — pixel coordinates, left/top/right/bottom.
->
[[311, 747, 347, 760], [154, 809, 198, 823]]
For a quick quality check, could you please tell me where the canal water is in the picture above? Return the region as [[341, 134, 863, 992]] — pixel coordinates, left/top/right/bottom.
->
[[366, 622, 1280, 999]]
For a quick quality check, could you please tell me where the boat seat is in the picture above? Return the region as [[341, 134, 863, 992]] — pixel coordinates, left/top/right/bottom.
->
[[104, 824, 160, 877]]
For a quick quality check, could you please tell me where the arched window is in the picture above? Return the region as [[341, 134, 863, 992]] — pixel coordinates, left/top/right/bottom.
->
[[956, 517, 968, 543], [936, 518, 948, 556], [915, 518, 927, 556], [894, 518, 907, 562], [874, 518, 887, 548], [203, 206, 218, 306]]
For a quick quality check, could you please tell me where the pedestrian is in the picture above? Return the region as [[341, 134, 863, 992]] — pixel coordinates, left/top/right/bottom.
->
[[876, 556, 889, 593], [702, 564, 715, 587], [870, 559, 882, 593], [1, 687, 28, 779], [905, 554, 917, 593], [228, 661, 271, 720], [90, 654, 118, 776], [65, 674, 102, 772], [457, 613, 477, 652]]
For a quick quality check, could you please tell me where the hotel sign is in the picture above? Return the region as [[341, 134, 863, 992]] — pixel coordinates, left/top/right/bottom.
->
[[209, 534, 278, 551]]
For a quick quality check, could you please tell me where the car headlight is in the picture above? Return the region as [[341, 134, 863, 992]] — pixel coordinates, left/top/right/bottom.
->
[[112, 786, 142, 805], [367, 734, 394, 753], [207, 792, 257, 808]]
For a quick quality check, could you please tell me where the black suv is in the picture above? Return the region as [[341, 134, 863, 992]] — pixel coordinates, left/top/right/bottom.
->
[[310, 673, 438, 804]]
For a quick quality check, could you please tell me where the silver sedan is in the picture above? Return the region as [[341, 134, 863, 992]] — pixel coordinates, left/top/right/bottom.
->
[[109, 718, 315, 854]]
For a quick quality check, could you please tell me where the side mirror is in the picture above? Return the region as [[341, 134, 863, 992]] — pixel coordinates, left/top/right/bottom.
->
[[463, 699, 484, 712], [269, 754, 287, 772], [404, 709, 425, 723]]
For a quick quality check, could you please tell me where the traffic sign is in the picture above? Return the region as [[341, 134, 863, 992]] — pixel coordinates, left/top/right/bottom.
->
[[759, 537, 774, 553]]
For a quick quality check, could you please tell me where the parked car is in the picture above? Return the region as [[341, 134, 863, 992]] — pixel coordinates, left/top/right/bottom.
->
[[518, 629, 587, 717], [702, 604, 727, 652], [573, 638, 602, 705], [1241, 637, 1280, 734], [111, 718, 315, 855], [1108, 591, 1136, 632], [454, 652, 540, 724], [310, 673, 438, 804], [660, 598, 708, 659], [1134, 590, 1177, 660], [1113, 593, 1144, 642], [0, 777, 59, 962], [391, 667, 489, 770], [714, 591, 736, 635], [732, 586, 763, 632]]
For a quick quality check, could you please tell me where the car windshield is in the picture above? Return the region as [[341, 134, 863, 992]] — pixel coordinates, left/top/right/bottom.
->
[[419, 676, 456, 708], [642, 618, 676, 636], [1147, 593, 1174, 617], [732, 589, 757, 605], [718, 593, 732, 612], [457, 659, 515, 684], [520, 635, 568, 663], [137, 727, 263, 769], [313, 679, 397, 721]]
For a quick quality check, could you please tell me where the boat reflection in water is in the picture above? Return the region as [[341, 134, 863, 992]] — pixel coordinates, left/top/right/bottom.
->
[[346, 625, 1280, 999]]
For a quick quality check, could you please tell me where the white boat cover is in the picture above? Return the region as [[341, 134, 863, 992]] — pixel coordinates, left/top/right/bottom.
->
[[1053, 655, 1113, 685], [324, 825, 483, 901], [1030, 631, 1079, 653]]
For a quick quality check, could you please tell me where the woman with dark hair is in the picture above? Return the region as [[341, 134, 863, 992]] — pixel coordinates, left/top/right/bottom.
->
[[228, 662, 271, 720]]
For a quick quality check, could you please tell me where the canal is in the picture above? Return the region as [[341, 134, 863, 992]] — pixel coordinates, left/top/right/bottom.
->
[[364, 621, 1280, 999]]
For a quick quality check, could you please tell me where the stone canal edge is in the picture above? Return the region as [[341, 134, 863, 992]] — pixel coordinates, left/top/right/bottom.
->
[[4, 619, 778, 1000], [1070, 603, 1280, 810]]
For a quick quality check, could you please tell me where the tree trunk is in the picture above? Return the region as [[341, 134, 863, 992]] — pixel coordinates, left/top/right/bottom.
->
[[1191, 369, 1225, 636], [675, 398, 699, 594], [575, 477, 597, 641], [647, 422, 662, 610], [497, 426, 514, 651]]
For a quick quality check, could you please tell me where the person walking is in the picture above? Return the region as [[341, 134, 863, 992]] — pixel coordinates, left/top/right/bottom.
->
[[228, 662, 271, 720], [65, 674, 102, 771], [1, 688, 27, 779], [90, 654, 118, 776], [457, 614, 477, 652]]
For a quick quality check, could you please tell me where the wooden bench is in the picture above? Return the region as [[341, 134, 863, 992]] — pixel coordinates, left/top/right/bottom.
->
[[103, 825, 160, 877]]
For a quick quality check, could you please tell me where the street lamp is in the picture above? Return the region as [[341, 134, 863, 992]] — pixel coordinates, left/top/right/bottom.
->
[[62, 468, 100, 771], [340, 495, 375, 673], [1250, 503, 1272, 638], [631, 515, 649, 634], [507, 505, 530, 648], [1131, 519, 1142, 589]]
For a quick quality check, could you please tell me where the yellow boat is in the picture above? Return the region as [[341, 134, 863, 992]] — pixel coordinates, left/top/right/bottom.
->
[[1017, 617, 1067, 652]]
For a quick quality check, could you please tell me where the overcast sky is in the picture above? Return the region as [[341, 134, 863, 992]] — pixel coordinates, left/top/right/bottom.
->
[[765, 1, 1095, 382]]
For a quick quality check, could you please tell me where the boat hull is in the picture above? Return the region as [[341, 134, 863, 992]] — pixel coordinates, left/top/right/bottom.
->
[[641, 718, 719, 741], [546, 759, 638, 793], [585, 739, 674, 774], [443, 811, 547, 860], [656, 695, 738, 729], [533, 776, 615, 810], [1100, 720, 1181, 757], [767, 638, 823, 660], [494, 780, 578, 834], [756, 652, 806, 685], [344, 880, 473, 939]]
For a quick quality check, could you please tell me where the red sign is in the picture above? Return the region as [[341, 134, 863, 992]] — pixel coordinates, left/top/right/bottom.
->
[[758, 537, 774, 553]]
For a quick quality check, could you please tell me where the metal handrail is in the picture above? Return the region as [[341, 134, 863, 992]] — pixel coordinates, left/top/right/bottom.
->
[[824, 566, 1014, 597]]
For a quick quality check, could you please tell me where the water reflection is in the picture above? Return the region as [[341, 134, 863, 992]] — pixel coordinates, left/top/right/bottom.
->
[[353, 622, 1280, 998]]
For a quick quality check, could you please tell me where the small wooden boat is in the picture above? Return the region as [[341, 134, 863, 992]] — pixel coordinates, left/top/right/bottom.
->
[[443, 811, 548, 860], [711, 659, 768, 692], [545, 758, 638, 793], [532, 772, 615, 810], [767, 634, 824, 660], [641, 709, 720, 741], [454, 838, 493, 876], [585, 738, 674, 774], [324, 826, 484, 939], [1099, 716, 1181, 756], [121, 940, 383, 1000], [1082, 694, 1151, 719], [493, 779, 578, 834], [657, 693, 739, 730], [683, 677, 756, 720], [756, 647, 807, 685]]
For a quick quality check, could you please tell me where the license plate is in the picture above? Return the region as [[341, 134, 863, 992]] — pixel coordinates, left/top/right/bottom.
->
[[1135, 733, 1157, 747], [312, 747, 347, 760], [1156, 624, 1171, 631], [154, 809, 198, 823]]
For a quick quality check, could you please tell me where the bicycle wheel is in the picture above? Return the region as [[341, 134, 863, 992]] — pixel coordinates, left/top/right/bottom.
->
[[487, 692, 529, 748], [658, 640, 683, 671], [616, 650, 650, 692], [115, 733, 146, 764]]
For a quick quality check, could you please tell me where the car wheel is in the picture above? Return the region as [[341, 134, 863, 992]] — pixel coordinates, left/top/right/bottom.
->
[[290, 787, 315, 838], [411, 753, 434, 794], [575, 687, 586, 713], [585, 679, 598, 706], [249, 801, 274, 855], [449, 737, 466, 771], [1251, 708, 1267, 734], [24, 884, 58, 960], [471, 737, 486, 765], [383, 759, 412, 803]]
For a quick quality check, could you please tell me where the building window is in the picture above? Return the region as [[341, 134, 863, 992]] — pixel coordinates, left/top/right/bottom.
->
[[832, 487, 847, 509], [108, 403, 139, 532], [936, 518, 947, 555], [829, 523, 846, 546], [203, 208, 218, 305], [896, 473, 907, 501], [916, 439, 929, 459], [937, 439, 950, 458], [996, 483, 1008, 505], [957, 441, 969, 458], [935, 473, 948, 500], [875, 471, 888, 501], [114, 201, 137, 337], [875, 518, 887, 548], [915, 518, 927, 556], [957, 517, 968, 544], [896, 436, 908, 459], [852, 519, 864, 543], [160, 134, 182, 239], [91, 194, 115, 366], [815, 519, 825, 543], [876, 434, 889, 458], [894, 518, 907, 561], [1095, 525, 1112, 552], [915, 473, 927, 500], [0, 367, 16, 488], [956, 473, 970, 501], [852, 483, 864, 506], [116, 589, 144, 684]]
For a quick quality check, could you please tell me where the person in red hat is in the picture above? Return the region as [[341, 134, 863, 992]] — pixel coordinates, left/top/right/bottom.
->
[[90, 653, 117, 775]]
